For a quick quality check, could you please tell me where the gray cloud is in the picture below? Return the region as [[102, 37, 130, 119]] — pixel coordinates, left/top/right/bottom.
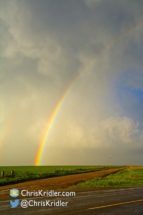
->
[[0, 0, 143, 165]]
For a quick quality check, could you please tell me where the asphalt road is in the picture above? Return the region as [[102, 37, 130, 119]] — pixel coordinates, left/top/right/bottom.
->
[[0, 187, 143, 215]]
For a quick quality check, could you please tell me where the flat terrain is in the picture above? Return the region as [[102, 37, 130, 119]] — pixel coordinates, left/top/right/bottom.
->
[[72, 166, 143, 188], [0, 166, 117, 186], [1, 166, 143, 214], [0, 167, 125, 200]]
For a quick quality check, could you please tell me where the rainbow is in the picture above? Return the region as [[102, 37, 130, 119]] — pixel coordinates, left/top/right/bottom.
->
[[35, 21, 143, 165]]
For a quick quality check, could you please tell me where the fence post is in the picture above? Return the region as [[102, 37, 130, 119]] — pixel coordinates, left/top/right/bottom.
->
[[11, 170, 14, 176], [1, 171, 4, 177]]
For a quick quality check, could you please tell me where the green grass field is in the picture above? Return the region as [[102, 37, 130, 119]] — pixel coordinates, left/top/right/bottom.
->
[[71, 167, 143, 188], [0, 165, 116, 186]]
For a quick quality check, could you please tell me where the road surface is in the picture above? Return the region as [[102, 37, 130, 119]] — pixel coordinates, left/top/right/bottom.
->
[[0, 187, 143, 215]]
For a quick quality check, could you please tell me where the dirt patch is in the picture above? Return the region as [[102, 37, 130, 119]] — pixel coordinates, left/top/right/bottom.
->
[[0, 167, 126, 200]]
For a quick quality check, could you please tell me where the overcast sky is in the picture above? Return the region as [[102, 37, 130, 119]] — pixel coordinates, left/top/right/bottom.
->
[[0, 0, 143, 166]]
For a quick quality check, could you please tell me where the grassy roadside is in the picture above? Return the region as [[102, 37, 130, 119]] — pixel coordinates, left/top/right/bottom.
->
[[0, 166, 119, 186], [70, 168, 143, 188]]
